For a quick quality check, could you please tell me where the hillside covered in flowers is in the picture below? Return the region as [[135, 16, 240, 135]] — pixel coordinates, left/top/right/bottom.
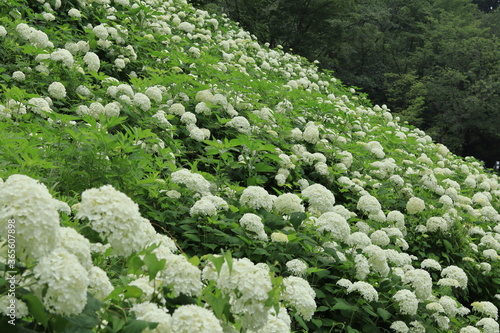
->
[[1, 0, 500, 332]]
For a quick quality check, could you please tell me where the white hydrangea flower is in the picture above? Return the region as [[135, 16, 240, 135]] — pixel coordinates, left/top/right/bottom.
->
[[239, 213, 267, 241], [281, 276, 316, 320], [247, 305, 290, 333], [393, 289, 418, 315], [171, 169, 211, 195], [104, 102, 121, 117], [133, 93, 151, 111], [409, 321, 426, 333], [403, 269, 432, 300], [33, 248, 89, 316], [441, 265, 467, 289], [203, 257, 273, 330], [83, 52, 100, 72], [190, 197, 216, 217], [0, 296, 29, 318], [363, 245, 390, 277], [0, 175, 66, 263], [286, 259, 307, 277], [58, 227, 92, 270], [75, 185, 158, 257], [48, 81, 66, 99], [168, 102, 185, 115], [426, 216, 448, 233], [483, 249, 499, 261], [88, 266, 113, 301], [68, 8, 81, 18], [195, 89, 214, 103], [131, 302, 172, 333], [93, 24, 109, 39], [476, 317, 499, 333], [438, 295, 461, 317], [27, 97, 52, 115], [195, 101, 211, 115], [337, 278, 352, 289], [266, 231, 287, 243], [12, 71, 25, 81], [460, 327, 481, 333], [158, 253, 202, 297], [180, 111, 197, 125], [366, 141, 385, 158], [357, 194, 382, 215], [347, 281, 379, 302], [314, 212, 350, 242], [145, 86, 163, 103], [51, 48, 74, 67], [348, 232, 372, 249], [303, 121, 320, 144], [472, 301, 498, 320], [370, 230, 390, 246], [273, 193, 304, 215], [240, 186, 274, 211], [390, 321, 409, 333], [226, 116, 251, 134], [152, 110, 171, 126], [421, 258, 442, 271], [301, 183, 335, 213], [177, 22, 196, 33], [171, 305, 222, 332], [406, 197, 425, 214], [0, 26, 7, 37], [354, 254, 370, 280], [190, 195, 228, 217]]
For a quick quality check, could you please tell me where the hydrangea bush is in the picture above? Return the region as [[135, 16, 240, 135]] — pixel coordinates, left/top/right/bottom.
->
[[0, 0, 500, 332]]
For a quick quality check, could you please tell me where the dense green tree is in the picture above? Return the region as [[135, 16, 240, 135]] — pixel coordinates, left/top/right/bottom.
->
[[473, 0, 500, 12], [191, 0, 500, 165]]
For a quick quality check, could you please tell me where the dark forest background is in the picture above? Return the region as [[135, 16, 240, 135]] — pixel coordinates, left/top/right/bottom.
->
[[190, 0, 500, 167]]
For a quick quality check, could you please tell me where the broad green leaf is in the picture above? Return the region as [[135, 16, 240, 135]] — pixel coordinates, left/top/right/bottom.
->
[[377, 307, 392, 321], [331, 298, 358, 311], [22, 294, 48, 328]]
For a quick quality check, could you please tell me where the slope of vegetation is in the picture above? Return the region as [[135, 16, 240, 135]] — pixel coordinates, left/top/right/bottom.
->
[[0, 0, 499, 332]]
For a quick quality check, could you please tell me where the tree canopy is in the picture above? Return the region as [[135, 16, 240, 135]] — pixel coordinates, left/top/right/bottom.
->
[[193, 0, 500, 167]]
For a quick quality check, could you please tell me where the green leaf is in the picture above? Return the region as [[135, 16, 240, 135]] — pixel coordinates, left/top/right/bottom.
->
[[208, 254, 225, 274], [254, 162, 275, 173], [377, 307, 392, 321], [105, 286, 143, 301], [122, 319, 158, 333], [21, 294, 48, 328], [143, 252, 166, 281], [311, 318, 322, 327], [313, 269, 330, 279], [443, 239, 453, 252], [223, 250, 233, 273], [290, 212, 307, 230], [184, 233, 201, 242], [331, 298, 358, 311], [188, 255, 200, 267]]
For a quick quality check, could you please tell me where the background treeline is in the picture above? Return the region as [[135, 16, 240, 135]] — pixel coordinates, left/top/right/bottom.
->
[[190, 0, 500, 167]]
